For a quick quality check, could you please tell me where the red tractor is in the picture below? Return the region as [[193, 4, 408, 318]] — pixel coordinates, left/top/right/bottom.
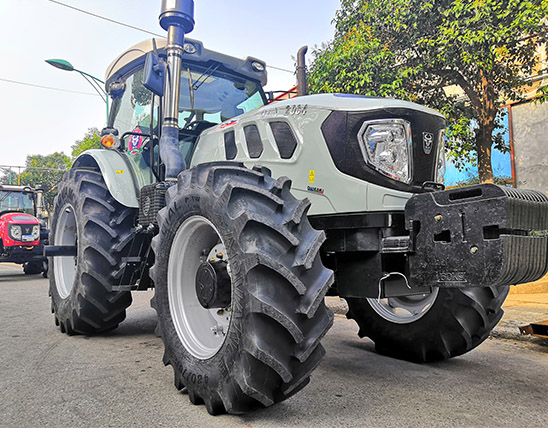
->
[[0, 184, 48, 274]]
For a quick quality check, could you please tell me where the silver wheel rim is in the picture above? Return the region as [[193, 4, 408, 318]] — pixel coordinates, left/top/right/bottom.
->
[[366, 287, 439, 324], [53, 204, 77, 299], [168, 216, 232, 360]]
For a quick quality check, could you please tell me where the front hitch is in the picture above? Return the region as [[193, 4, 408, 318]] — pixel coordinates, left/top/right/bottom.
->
[[405, 184, 548, 288]]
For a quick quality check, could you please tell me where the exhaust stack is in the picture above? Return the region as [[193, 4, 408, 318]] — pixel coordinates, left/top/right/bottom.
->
[[159, 0, 195, 179], [297, 46, 308, 97]]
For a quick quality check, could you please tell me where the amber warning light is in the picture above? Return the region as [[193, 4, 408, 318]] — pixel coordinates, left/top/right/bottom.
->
[[101, 134, 120, 149]]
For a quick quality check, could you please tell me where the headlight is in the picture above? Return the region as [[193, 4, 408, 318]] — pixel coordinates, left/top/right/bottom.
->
[[435, 130, 446, 185], [358, 119, 412, 184], [10, 225, 22, 241], [32, 225, 40, 237]]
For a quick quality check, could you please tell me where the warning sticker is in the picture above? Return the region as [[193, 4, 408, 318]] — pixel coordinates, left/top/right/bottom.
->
[[309, 170, 315, 183]]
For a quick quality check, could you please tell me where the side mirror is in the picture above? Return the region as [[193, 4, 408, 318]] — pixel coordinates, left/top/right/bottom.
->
[[143, 52, 165, 97]]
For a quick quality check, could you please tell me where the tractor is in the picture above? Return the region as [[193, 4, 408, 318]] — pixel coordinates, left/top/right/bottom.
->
[[0, 184, 48, 274], [45, 0, 548, 415]]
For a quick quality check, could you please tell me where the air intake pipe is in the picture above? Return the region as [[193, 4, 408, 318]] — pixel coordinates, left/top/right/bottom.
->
[[158, 0, 195, 179]]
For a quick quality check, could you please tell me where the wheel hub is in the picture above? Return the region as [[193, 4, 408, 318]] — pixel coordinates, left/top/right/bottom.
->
[[168, 216, 232, 359], [366, 287, 439, 324], [195, 260, 231, 309]]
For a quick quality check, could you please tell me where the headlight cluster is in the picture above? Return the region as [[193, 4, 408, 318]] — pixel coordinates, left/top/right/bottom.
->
[[435, 130, 446, 185], [9, 225, 22, 241], [8, 225, 40, 241], [358, 119, 412, 184]]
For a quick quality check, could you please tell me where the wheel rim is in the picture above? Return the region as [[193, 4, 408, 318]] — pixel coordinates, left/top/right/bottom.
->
[[168, 216, 232, 360], [53, 204, 77, 299], [366, 287, 439, 324]]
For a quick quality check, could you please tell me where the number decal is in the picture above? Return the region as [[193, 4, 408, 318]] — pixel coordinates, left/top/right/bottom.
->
[[285, 104, 308, 116]]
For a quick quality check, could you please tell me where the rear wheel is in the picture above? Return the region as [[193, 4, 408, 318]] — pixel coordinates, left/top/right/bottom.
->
[[48, 169, 137, 335], [150, 163, 334, 414], [346, 286, 509, 362]]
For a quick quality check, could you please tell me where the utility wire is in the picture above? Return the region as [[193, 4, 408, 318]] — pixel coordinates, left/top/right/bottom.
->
[[0, 77, 100, 96], [267, 64, 295, 73], [0, 165, 67, 172], [47, 0, 164, 38], [46, 0, 295, 74]]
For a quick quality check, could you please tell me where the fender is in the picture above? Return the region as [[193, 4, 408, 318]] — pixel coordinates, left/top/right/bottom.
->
[[73, 149, 141, 208]]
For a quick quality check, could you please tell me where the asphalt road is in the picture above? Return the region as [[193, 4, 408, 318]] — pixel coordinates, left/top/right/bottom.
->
[[1, 263, 547, 428]]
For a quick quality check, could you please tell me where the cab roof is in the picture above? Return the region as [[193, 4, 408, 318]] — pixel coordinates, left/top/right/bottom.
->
[[0, 185, 37, 193], [105, 38, 268, 88]]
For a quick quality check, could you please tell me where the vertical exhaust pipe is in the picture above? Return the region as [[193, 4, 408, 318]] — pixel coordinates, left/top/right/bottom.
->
[[158, 0, 195, 179], [297, 46, 308, 97]]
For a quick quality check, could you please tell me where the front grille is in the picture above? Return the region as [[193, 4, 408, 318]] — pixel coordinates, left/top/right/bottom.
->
[[21, 225, 33, 235]]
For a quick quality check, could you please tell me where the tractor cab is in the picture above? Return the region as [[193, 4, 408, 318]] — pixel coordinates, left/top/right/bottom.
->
[[103, 38, 268, 180], [0, 185, 38, 217]]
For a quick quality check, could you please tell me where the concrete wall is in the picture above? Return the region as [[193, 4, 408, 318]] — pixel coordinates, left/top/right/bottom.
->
[[512, 101, 548, 293], [512, 101, 548, 194]]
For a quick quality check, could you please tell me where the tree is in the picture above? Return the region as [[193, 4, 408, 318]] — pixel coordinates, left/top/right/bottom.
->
[[71, 127, 102, 159], [309, 0, 548, 182], [19, 153, 70, 206]]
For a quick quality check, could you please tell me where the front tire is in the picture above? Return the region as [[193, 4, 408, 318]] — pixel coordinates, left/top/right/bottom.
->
[[23, 261, 43, 275], [49, 169, 137, 335], [346, 286, 509, 362], [150, 163, 334, 414]]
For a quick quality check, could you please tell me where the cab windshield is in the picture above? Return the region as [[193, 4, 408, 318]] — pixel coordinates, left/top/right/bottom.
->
[[178, 63, 266, 124], [0, 191, 35, 215], [112, 63, 266, 137]]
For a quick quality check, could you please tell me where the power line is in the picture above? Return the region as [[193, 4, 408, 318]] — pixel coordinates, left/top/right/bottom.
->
[[0, 77, 100, 96], [1, 165, 67, 172], [267, 64, 294, 73], [47, 0, 164, 38], [47, 0, 295, 74]]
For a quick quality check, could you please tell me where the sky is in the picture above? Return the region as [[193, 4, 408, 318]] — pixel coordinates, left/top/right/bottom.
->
[[0, 0, 340, 167]]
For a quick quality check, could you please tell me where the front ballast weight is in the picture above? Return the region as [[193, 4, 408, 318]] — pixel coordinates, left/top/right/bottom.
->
[[406, 183, 548, 289]]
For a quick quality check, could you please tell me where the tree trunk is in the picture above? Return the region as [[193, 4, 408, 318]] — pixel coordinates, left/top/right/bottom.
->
[[476, 121, 495, 183], [475, 69, 497, 184]]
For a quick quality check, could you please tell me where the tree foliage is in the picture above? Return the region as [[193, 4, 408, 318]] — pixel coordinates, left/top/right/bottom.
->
[[2, 129, 101, 207], [309, 0, 548, 182], [71, 127, 102, 159], [19, 152, 70, 206]]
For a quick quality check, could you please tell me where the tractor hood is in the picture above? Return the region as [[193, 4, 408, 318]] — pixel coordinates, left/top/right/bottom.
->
[[1, 213, 39, 224]]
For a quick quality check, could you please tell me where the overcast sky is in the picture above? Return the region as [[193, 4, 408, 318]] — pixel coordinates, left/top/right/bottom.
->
[[0, 0, 339, 167]]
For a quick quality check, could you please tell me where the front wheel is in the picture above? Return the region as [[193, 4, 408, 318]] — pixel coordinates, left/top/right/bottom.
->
[[150, 163, 334, 414], [23, 261, 43, 275], [346, 286, 509, 362]]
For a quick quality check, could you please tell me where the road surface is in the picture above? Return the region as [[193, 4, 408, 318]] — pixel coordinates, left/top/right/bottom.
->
[[1, 263, 547, 428]]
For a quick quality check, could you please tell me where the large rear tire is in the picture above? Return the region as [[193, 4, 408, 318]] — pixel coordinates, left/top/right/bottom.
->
[[150, 163, 334, 414], [346, 286, 509, 362], [49, 169, 137, 335]]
